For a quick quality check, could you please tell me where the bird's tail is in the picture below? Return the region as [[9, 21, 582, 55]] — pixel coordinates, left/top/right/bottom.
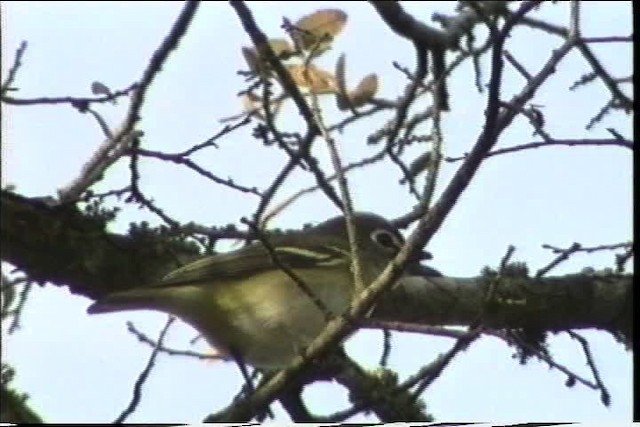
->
[[87, 289, 170, 315]]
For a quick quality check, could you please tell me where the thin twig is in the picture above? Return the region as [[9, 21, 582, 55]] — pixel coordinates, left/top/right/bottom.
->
[[307, 72, 364, 293], [582, 36, 632, 43], [536, 242, 581, 277], [568, 0, 581, 40], [1, 41, 28, 95], [3, 83, 138, 106], [567, 330, 611, 406], [404, 326, 484, 397], [380, 329, 392, 367], [210, 2, 564, 421], [394, 0, 548, 229], [361, 319, 468, 339], [57, 1, 200, 203], [503, 49, 532, 81], [263, 147, 388, 224], [514, 11, 633, 113], [229, 1, 318, 129], [543, 241, 633, 254], [418, 104, 443, 210], [488, 330, 599, 390], [133, 148, 262, 196], [86, 107, 114, 139], [366, 36, 493, 147], [7, 280, 32, 334], [230, 1, 344, 226], [127, 320, 222, 360], [383, 44, 430, 199], [575, 40, 633, 113], [446, 137, 633, 162], [115, 317, 175, 423], [128, 137, 181, 228], [180, 116, 251, 157]]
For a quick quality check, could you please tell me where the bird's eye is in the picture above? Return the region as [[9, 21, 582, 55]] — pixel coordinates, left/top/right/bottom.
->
[[371, 229, 402, 252]]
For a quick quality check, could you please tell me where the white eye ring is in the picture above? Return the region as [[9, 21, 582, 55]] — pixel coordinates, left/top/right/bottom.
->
[[371, 229, 402, 252]]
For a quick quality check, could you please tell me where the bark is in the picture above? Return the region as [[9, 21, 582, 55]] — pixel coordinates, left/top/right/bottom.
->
[[1, 190, 199, 300], [1, 190, 631, 341], [374, 274, 631, 339], [1, 190, 632, 423]]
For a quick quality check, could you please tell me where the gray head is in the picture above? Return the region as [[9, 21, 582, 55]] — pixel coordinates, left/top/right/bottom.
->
[[310, 212, 432, 262]]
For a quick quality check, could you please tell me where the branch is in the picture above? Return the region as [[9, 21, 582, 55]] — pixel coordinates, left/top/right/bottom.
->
[[229, 1, 317, 129], [372, 274, 630, 337], [57, 1, 201, 203], [394, 1, 566, 228], [369, 1, 459, 49], [2, 84, 137, 107], [1, 191, 631, 421], [1, 41, 28, 96], [114, 317, 175, 423], [446, 138, 633, 162], [0, 191, 200, 300], [208, 4, 583, 420], [230, 1, 348, 223], [512, 10, 633, 113], [133, 148, 262, 196]]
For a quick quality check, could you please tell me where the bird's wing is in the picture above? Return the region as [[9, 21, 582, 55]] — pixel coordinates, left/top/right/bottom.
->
[[157, 237, 350, 287]]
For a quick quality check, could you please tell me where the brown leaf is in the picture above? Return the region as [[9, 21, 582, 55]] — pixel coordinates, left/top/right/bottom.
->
[[241, 92, 283, 122], [242, 92, 265, 121], [258, 38, 296, 59], [293, 9, 347, 55], [334, 53, 350, 111], [91, 81, 117, 104], [348, 73, 378, 107], [400, 152, 433, 184], [242, 47, 261, 74], [91, 81, 111, 96], [286, 64, 338, 94], [242, 39, 296, 76]]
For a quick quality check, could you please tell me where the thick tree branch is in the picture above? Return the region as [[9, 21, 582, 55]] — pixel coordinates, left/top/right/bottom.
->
[[374, 274, 631, 340], [0, 191, 199, 300], [1, 189, 631, 422], [369, 1, 459, 49]]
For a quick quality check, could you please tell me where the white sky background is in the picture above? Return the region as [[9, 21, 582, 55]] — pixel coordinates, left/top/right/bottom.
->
[[1, 1, 633, 423]]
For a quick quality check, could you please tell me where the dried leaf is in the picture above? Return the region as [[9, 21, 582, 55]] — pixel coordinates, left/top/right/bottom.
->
[[270, 97, 284, 119], [400, 152, 433, 184], [91, 81, 111, 96], [334, 53, 350, 111], [91, 81, 117, 104], [348, 73, 378, 107], [286, 64, 338, 94], [242, 47, 261, 75], [241, 92, 283, 122], [293, 9, 347, 55], [242, 92, 265, 121], [261, 38, 296, 59], [242, 39, 296, 77]]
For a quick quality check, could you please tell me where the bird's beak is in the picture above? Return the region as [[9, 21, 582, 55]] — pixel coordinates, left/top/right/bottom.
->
[[405, 250, 442, 277], [408, 262, 442, 277], [407, 249, 432, 262]]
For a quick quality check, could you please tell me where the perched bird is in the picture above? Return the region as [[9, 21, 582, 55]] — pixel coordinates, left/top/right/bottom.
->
[[88, 212, 438, 369]]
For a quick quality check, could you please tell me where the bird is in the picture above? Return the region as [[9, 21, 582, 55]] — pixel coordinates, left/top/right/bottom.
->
[[88, 212, 439, 369]]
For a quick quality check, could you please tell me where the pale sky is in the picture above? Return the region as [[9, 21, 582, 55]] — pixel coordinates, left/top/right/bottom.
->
[[1, 1, 633, 423]]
